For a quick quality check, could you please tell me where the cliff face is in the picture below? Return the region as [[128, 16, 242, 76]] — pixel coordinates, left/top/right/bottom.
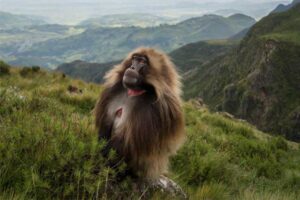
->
[[184, 5, 300, 141], [221, 40, 300, 141]]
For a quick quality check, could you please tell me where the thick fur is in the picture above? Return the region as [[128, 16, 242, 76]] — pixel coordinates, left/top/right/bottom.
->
[[95, 47, 185, 180]]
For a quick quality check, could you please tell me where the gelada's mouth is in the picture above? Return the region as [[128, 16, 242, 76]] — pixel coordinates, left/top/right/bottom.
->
[[127, 89, 146, 96]]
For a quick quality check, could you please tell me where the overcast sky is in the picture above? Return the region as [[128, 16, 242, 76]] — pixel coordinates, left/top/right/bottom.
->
[[0, 0, 292, 24]]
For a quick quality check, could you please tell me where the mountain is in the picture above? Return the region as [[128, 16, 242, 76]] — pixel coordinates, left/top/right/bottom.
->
[[27, 24, 75, 34], [4, 14, 255, 68], [229, 27, 251, 40], [1, 64, 299, 199], [170, 40, 237, 72], [79, 14, 178, 28], [55, 40, 237, 83], [272, 0, 300, 13], [56, 60, 119, 83], [213, 9, 243, 16], [183, 4, 300, 141], [0, 24, 85, 69], [0, 11, 46, 30]]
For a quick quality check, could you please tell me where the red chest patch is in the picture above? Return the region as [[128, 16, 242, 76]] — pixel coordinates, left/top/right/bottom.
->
[[115, 107, 123, 118]]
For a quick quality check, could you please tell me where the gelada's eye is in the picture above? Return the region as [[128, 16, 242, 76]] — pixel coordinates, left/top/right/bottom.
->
[[139, 59, 146, 64]]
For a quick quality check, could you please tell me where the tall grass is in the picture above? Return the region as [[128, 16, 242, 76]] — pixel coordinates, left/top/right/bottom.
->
[[171, 103, 300, 199], [0, 69, 131, 199]]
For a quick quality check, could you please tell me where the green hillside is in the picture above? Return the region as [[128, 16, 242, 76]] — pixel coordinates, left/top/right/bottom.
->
[[170, 40, 237, 72], [184, 4, 300, 141], [0, 23, 84, 69], [4, 14, 255, 68], [0, 64, 299, 199], [56, 60, 119, 83]]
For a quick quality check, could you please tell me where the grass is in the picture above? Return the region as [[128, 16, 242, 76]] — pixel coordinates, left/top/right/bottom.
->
[[261, 32, 300, 45], [255, 4, 300, 45], [205, 39, 238, 45], [0, 67, 299, 199]]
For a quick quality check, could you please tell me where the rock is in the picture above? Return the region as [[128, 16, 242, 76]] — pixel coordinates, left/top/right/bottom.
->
[[151, 175, 187, 199], [135, 175, 187, 199]]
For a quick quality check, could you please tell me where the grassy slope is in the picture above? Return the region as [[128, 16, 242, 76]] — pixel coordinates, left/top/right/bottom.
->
[[169, 40, 237, 72], [56, 60, 120, 84], [0, 67, 299, 199], [253, 3, 300, 45]]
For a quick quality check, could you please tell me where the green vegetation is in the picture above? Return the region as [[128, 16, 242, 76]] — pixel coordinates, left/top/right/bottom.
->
[[0, 61, 10, 75], [256, 3, 300, 45], [0, 67, 131, 199], [19, 66, 41, 77], [262, 32, 300, 45], [175, 103, 299, 199], [56, 60, 119, 83], [170, 40, 237, 72], [0, 65, 299, 199], [183, 4, 300, 141]]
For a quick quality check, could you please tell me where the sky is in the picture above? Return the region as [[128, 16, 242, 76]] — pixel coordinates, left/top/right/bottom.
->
[[0, 0, 292, 24]]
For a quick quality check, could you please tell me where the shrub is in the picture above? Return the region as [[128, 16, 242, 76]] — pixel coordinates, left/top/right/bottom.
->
[[270, 136, 288, 151], [20, 67, 32, 77], [31, 65, 41, 72], [0, 60, 10, 75], [256, 161, 283, 179]]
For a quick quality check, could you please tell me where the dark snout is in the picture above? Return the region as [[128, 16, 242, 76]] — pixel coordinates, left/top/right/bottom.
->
[[123, 68, 140, 88]]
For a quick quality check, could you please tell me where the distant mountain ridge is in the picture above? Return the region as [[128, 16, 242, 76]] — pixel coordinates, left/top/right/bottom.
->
[[56, 40, 237, 83], [3, 13, 255, 68], [79, 14, 178, 28], [272, 0, 300, 13], [0, 11, 46, 30]]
